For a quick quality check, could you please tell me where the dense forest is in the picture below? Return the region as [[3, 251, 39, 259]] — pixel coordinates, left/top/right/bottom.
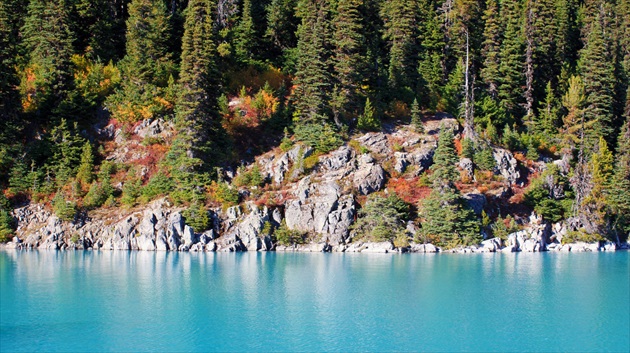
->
[[0, 0, 629, 247]]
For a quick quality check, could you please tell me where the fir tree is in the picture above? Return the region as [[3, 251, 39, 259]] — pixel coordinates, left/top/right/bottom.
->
[[416, 0, 444, 110], [106, 0, 175, 123], [497, 0, 524, 124], [332, 0, 367, 123], [480, 0, 501, 99], [537, 81, 559, 134], [561, 75, 586, 148], [579, 10, 616, 147], [234, 0, 255, 64], [410, 98, 423, 132], [20, 0, 75, 119], [357, 98, 380, 131], [76, 141, 94, 185], [420, 126, 480, 247], [609, 119, 630, 242], [380, 0, 418, 98], [293, 0, 333, 122]]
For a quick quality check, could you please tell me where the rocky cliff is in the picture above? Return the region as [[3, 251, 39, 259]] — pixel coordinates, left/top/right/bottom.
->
[[3, 119, 626, 253]]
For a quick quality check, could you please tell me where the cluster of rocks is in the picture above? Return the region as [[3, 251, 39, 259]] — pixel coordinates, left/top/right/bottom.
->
[[3, 120, 627, 254]]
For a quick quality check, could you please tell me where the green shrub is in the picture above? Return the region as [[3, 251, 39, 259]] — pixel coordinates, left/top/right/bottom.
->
[[141, 172, 173, 201], [213, 182, 239, 207], [274, 220, 306, 245], [52, 194, 76, 222], [83, 180, 114, 209], [183, 203, 211, 233], [562, 230, 604, 244], [357, 98, 380, 131], [461, 138, 475, 159], [294, 122, 343, 154], [474, 147, 495, 171], [121, 177, 142, 207], [0, 210, 14, 243], [353, 194, 410, 242], [233, 164, 264, 188]]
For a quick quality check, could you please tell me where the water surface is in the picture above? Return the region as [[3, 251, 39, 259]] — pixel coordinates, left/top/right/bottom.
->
[[1, 251, 628, 352]]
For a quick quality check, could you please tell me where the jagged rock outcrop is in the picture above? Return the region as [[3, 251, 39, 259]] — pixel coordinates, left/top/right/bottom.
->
[[353, 154, 385, 195], [493, 148, 521, 185], [284, 177, 355, 244]]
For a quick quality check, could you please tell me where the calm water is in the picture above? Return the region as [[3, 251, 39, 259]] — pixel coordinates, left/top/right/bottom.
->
[[0, 251, 628, 352]]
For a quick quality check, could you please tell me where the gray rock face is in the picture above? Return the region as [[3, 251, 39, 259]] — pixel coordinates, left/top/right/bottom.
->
[[493, 148, 520, 185], [358, 133, 390, 155], [353, 154, 385, 195], [224, 203, 271, 251], [284, 179, 355, 244], [459, 158, 474, 180]]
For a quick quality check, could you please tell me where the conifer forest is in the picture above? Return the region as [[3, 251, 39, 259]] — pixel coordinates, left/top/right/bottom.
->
[[1, 0, 629, 248]]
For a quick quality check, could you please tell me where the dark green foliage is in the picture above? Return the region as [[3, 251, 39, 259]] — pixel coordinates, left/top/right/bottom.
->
[[0, 209, 14, 243], [213, 182, 239, 207], [294, 122, 343, 153], [182, 202, 211, 233], [421, 126, 480, 247], [83, 179, 114, 209], [352, 194, 409, 242], [430, 127, 459, 185], [21, 0, 75, 119], [497, 0, 524, 123], [410, 98, 423, 132], [461, 138, 475, 160], [525, 164, 569, 223], [274, 220, 306, 245], [121, 175, 142, 207], [292, 0, 333, 122], [474, 147, 495, 172], [141, 172, 173, 201], [52, 193, 76, 222], [579, 11, 616, 147], [233, 164, 264, 188], [332, 0, 367, 122], [357, 98, 380, 131]]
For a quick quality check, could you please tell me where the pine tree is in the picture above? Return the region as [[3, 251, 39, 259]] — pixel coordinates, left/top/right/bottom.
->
[[416, 0, 444, 110], [0, 0, 23, 153], [169, 0, 228, 200], [579, 10, 616, 147], [561, 75, 586, 147], [581, 137, 614, 237], [357, 98, 380, 131], [537, 81, 559, 134], [20, 0, 75, 119], [265, 0, 299, 64], [292, 0, 333, 123], [332, 0, 367, 123], [381, 0, 418, 98], [480, 0, 501, 99], [76, 141, 94, 185], [106, 0, 175, 123], [420, 126, 480, 247], [72, 0, 128, 62], [497, 0, 524, 124], [234, 0, 255, 64], [609, 119, 630, 242], [430, 127, 459, 185], [410, 98, 423, 132]]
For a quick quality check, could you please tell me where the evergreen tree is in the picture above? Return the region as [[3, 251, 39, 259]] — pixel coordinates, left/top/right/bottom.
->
[[537, 81, 559, 134], [72, 0, 128, 62], [20, 0, 75, 120], [480, 0, 501, 99], [169, 0, 228, 201], [579, 10, 616, 147], [609, 119, 630, 242], [332, 0, 367, 123], [497, 0, 524, 124], [106, 0, 175, 123], [561, 75, 586, 147], [410, 98, 423, 132], [581, 137, 614, 237], [420, 126, 480, 247], [380, 0, 418, 98], [76, 141, 94, 185], [416, 0, 444, 110], [234, 0, 255, 64], [292, 0, 333, 122], [265, 0, 299, 66], [357, 98, 380, 131]]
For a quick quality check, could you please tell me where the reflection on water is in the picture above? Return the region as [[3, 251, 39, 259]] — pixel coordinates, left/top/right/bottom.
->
[[0, 251, 628, 352]]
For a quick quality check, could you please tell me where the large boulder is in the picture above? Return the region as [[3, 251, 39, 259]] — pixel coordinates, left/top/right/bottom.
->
[[284, 178, 355, 244], [353, 154, 385, 195]]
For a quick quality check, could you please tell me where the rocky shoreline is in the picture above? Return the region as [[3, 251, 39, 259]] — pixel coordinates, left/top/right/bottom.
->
[[2, 199, 627, 254]]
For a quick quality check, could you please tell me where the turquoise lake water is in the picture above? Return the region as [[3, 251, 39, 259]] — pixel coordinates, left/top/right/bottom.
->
[[0, 251, 628, 352]]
